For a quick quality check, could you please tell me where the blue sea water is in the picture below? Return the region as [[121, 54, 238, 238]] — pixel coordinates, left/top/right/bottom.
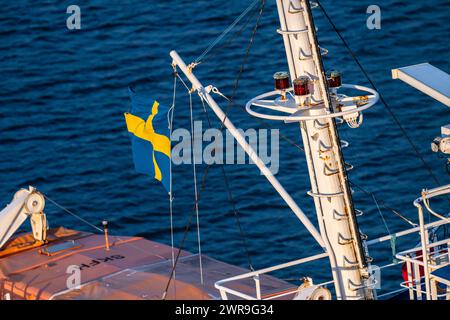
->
[[0, 0, 449, 295]]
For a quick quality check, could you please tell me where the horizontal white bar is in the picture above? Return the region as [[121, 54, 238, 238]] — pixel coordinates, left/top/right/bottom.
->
[[392, 63, 450, 107], [215, 252, 328, 287], [366, 218, 449, 246]]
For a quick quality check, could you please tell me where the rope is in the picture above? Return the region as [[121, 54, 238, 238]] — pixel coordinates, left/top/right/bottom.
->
[[200, 0, 413, 234], [372, 193, 398, 262], [191, 0, 266, 270], [44, 194, 176, 262], [188, 83, 205, 287], [350, 182, 416, 227], [161, 73, 206, 299], [162, 166, 212, 299], [316, 0, 445, 191], [372, 193, 391, 237], [43, 195, 103, 233], [168, 71, 177, 297], [197, 4, 261, 66], [219, 0, 265, 131], [199, 95, 255, 271], [161, 3, 266, 297], [194, 0, 260, 64], [194, 0, 305, 154]]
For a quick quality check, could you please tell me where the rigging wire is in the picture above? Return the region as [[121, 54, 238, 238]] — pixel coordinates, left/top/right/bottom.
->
[[168, 71, 177, 296], [195, 0, 266, 269], [349, 182, 417, 227], [198, 0, 309, 156], [196, 4, 262, 66], [173, 73, 207, 290], [219, 0, 266, 131], [192, 0, 305, 157], [164, 0, 421, 296], [43, 195, 103, 233], [160, 73, 210, 299], [188, 82, 205, 287], [44, 194, 163, 260], [192, 3, 303, 261], [372, 193, 400, 262], [162, 165, 212, 300], [174, 71, 255, 282], [199, 95, 255, 271], [316, 0, 445, 191], [194, 0, 261, 64], [41, 2, 449, 301], [372, 193, 391, 236], [162, 1, 266, 297]]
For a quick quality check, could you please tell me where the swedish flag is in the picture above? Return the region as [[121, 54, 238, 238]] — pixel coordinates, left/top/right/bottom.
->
[[125, 87, 171, 192]]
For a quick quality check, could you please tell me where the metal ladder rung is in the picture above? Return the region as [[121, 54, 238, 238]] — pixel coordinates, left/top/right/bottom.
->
[[348, 278, 377, 291], [288, 2, 304, 14], [359, 232, 369, 241], [338, 233, 354, 245], [323, 163, 353, 175], [333, 209, 348, 221], [289, 1, 319, 14], [307, 190, 345, 198], [277, 28, 309, 35], [297, 47, 328, 60], [340, 139, 349, 148], [324, 163, 339, 176], [335, 118, 345, 126], [319, 46, 329, 56], [344, 255, 360, 266]]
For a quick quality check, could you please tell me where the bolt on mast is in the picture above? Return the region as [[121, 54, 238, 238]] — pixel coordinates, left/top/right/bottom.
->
[[275, 0, 374, 299]]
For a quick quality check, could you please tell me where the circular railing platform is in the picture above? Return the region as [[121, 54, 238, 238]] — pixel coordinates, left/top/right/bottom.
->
[[246, 84, 379, 122]]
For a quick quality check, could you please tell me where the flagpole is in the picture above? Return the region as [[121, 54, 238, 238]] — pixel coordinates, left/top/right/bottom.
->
[[170, 50, 325, 249]]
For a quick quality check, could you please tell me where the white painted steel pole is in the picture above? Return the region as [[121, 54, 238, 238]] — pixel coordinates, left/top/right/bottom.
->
[[275, 0, 373, 299], [418, 204, 432, 299], [170, 50, 325, 249]]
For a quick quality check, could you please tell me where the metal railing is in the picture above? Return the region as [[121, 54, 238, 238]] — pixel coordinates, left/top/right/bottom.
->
[[214, 252, 330, 300], [214, 185, 450, 300], [395, 185, 450, 300]]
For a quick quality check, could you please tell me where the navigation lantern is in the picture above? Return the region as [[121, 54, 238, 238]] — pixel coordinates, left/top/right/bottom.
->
[[273, 71, 290, 90], [293, 76, 311, 107], [293, 76, 310, 96], [327, 70, 342, 88]]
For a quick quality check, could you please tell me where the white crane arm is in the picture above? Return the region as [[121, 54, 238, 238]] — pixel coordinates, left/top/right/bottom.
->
[[0, 186, 47, 249]]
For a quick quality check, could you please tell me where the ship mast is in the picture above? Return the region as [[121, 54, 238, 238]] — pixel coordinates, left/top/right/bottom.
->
[[275, 0, 373, 299]]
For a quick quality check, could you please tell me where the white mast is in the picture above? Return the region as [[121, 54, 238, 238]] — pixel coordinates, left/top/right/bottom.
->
[[275, 0, 373, 299]]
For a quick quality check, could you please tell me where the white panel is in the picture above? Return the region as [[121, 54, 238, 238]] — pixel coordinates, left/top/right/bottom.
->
[[392, 63, 450, 107]]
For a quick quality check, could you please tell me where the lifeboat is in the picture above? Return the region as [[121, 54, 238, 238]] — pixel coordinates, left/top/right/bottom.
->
[[0, 188, 294, 300]]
